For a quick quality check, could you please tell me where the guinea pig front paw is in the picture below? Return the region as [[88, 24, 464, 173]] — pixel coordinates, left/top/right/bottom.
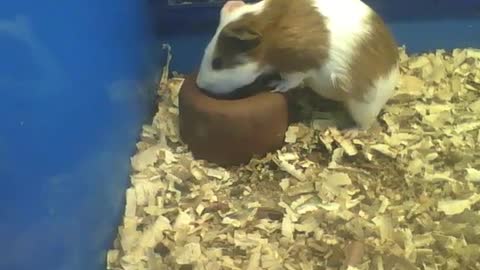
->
[[272, 83, 293, 93], [269, 73, 305, 93], [268, 80, 288, 93], [269, 80, 296, 93]]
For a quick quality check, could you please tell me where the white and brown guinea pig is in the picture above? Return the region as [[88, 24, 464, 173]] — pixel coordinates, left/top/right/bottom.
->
[[196, 0, 399, 130]]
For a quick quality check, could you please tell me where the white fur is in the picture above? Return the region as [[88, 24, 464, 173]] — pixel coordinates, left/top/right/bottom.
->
[[345, 65, 399, 129], [307, 0, 373, 96], [196, 1, 267, 94], [305, 0, 399, 128]]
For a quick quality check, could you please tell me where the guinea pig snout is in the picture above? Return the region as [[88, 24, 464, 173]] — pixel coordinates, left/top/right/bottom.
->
[[195, 74, 207, 90], [195, 73, 219, 93], [196, 72, 234, 95]]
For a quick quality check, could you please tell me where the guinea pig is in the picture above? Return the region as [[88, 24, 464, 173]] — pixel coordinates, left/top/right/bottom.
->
[[196, 0, 399, 131]]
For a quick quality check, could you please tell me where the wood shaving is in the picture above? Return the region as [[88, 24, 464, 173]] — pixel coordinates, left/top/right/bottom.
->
[[107, 45, 480, 270]]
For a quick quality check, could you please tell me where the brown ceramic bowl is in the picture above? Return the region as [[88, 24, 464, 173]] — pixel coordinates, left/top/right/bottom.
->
[[178, 72, 289, 166]]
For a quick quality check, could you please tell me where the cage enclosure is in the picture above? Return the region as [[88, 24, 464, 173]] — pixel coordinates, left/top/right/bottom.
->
[[1, 0, 480, 270]]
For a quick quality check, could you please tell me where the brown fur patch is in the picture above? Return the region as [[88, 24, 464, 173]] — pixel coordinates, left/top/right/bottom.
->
[[214, 0, 330, 72], [347, 12, 399, 101]]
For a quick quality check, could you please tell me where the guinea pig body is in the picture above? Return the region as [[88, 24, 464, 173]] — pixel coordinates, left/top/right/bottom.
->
[[196, 0, 399, 130]]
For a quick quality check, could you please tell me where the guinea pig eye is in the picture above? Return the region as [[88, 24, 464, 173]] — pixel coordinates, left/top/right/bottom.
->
[[212, 57, 222, 70]]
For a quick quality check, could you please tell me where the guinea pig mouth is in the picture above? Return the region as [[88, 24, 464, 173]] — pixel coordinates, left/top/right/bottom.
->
[[201, 73, 281, 100]]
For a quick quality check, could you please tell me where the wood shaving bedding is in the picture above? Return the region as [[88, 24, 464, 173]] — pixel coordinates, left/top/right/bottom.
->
[[106, 46, 480, 270]]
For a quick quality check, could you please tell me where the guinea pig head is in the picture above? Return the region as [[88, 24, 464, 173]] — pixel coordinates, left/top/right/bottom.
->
[[196, 1, 267, 95]]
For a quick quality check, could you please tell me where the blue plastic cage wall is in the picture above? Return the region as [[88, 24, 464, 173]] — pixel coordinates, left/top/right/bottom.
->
[[1, 1, 479, 270]]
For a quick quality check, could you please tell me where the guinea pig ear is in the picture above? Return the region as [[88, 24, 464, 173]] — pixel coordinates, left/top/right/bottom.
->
[[221, 1, 245, 16], [220, 24, 261, 51]]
